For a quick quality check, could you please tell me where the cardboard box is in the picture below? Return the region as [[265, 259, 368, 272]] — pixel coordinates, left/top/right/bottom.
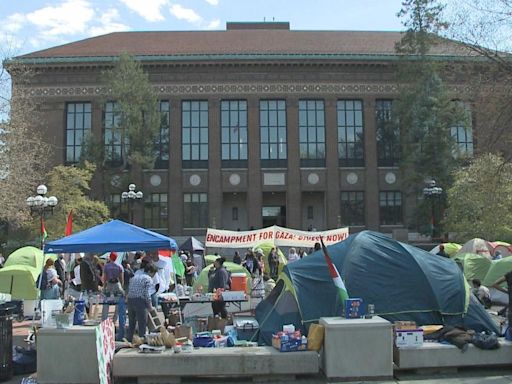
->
[[395, 329, 423, 348], [222, 291, 246, 301], [272, 336, 307, 352], [394, 321, 417, 331], [345, 298, 364, 319]]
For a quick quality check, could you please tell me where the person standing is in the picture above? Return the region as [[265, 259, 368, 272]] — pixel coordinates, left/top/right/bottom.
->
[[122, 260, 134, 292], [101, 252, 125, 320], [70, 257, 82, 293], [54, 254, 67, 297], [80, 254, 100, 293], [288, 248, 300, 263], [267, 247, 279, 280], [233, 251, 242, 265], [40, 259, 62, 299], [208, 257, 230, 319], [126, 263, 157, 342], [185, 259, 196, 286], [493, 271, 512, 330]]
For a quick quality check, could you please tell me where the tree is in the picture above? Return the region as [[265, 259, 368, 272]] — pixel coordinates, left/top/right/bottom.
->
[[395, 0, 468, 235], [444, 153, 512, 242], [0, 58, 51, 228], [41, 162, 110, 239], [95, 53, 160, 172]]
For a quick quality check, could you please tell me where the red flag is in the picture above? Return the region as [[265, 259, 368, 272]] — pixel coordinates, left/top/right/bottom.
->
[[65, 210, 73, 236]]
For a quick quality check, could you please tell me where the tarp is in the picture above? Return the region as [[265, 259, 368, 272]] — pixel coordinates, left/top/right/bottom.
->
[[179, 237, 205, 253], [193, 261, 252, 293], [256, 230, 500, 345], [44, 220, 177, 254]]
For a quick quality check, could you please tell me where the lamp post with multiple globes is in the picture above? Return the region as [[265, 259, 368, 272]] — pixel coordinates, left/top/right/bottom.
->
[[26, 184, 58, 249], [121, 183, 143, 224]]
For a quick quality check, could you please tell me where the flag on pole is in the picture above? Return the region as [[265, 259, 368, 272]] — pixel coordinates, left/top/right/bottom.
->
[[41, 219, 48, 242], [320, 237, 349, 304], [65, 210, 73, 236]]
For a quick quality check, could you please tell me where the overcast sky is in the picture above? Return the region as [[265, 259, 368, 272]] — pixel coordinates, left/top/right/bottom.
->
[[0, 0, 406, 55]]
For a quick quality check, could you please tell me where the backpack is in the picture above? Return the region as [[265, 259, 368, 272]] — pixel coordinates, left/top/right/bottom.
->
[[36, 271, 49, 290]]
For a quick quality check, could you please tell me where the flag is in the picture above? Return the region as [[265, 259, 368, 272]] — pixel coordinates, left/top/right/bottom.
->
[[65, 210, 73, 236], [41, 219, 48, 242], [320, 237, 349, 304], [158, 249, 185, 277]]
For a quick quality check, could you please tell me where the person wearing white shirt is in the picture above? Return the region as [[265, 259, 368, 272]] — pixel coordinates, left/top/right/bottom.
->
[[288, 248, 300, 263]]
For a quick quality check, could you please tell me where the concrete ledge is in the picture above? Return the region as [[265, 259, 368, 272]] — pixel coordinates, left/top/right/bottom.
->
[[113, 347, 319, 380], [394, 338, 512, 370]]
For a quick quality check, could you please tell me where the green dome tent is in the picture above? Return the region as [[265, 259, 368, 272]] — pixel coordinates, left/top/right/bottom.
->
[[483, 256, 512, 286], [454, 253, 491, 282], [0, 247, 56, 299], [193, 261, 252, 293], [204, 255, 218, 266], [430, 243, 461, 257]]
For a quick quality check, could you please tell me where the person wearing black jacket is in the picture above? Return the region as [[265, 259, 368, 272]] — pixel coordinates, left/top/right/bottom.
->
[[208, 257, 230, 319]]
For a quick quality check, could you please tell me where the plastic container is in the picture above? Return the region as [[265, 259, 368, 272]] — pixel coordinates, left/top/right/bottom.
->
[[231, 273, 247, 292], [73, 300, 86, 326]]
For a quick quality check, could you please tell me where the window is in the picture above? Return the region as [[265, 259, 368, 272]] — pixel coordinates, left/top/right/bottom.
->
[[451, 103, 473, 157], [375, 100, 399, 167], [66, 102, 91, 163], [221, 100, 248, 167], [260, 100, 287, 167], [299, 100, 325, 167], [337, 100, 364, 166], [144, 193, 168, 229], [155, 101, 170, 169], [182, 101, 208, 168], [307, 206, 314, 220], [107, 194, 129, 222], [184, 193, 208, 228], [340, 192, 365, 226], [232, 207, 239, 221], [104, 102, 125, 166], [379, 191, 402, 225]]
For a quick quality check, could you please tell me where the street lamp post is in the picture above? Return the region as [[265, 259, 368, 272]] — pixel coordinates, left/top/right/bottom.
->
[[121, 183, 143, 224], [422, 180, 443, 240], [26, 184, 58, 249]]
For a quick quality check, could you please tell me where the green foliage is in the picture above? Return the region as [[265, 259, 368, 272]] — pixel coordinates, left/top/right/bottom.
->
[[444, 153, 512, 242], [395, 0, 467, 234], [41, 162, 110, 239], [101, 53, 160, 170]]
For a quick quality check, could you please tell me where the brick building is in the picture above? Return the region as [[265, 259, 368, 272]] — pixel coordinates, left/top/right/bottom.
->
[[11, 22, 477, 236]]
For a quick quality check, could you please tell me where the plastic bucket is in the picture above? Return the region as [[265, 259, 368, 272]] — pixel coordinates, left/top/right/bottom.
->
[[231, 273, 247, 292]]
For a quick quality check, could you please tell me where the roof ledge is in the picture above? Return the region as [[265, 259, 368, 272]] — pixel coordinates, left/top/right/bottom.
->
[[226, 21, 290, 30]]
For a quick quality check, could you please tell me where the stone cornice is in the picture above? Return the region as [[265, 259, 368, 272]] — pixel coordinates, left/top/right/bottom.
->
[[21, 82, 478, 98]]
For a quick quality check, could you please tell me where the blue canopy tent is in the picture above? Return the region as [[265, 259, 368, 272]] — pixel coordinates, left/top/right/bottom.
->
[[44, 219, 177, 254]]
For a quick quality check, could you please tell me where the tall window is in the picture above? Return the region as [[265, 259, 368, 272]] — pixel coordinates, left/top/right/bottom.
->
[[155, 101, 170, 169], [379, 191, 402, 225], [299, 100, 325, 167], [104, 102, 125, 166], [337, 100, 364, 167], [182, 101, 208, 168], [221, 100, 248, 167], [183, 193, 208, 228], [376, 100, 399, 167], [107, 194, 129, 222], [341, 191, 365, 226], [145, 193, 168, 230], [451, 103, 473, 157], [66, 102, 91, 163], [260, 100, 287, 167]]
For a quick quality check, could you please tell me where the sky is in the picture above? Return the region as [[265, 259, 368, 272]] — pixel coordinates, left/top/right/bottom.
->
[[0, 0, 406, 56]]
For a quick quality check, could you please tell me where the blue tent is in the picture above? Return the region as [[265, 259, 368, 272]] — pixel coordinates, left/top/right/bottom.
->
[[44, 220, 177, 254], [256, 230, 500, 345]]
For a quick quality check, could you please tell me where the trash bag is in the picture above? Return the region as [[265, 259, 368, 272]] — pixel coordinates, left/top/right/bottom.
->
[[472, 332, 500, 350], [12, 346, 37, 375]]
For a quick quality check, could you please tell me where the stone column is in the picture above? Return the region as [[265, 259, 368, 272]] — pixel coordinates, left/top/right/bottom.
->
[[168, 97, 183, 235], [286, 97, 301, 229], [247, 96, 262, 229], [364, 97, 379, 231], [208, 98, 222, 229]]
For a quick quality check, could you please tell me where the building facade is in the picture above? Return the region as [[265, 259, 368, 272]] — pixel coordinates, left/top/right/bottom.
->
[[12, 22, 476, 236]]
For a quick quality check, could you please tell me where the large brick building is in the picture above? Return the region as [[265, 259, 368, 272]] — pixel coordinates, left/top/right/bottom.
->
[[11, 22, 477, 237]]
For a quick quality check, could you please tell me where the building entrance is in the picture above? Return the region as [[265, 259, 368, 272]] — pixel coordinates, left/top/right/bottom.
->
[[262, 206, 286, 227]]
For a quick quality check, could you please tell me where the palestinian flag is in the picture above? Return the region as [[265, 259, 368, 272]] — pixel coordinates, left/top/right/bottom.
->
[[320, 238, 349, 304], [41, 219, 48, 242]]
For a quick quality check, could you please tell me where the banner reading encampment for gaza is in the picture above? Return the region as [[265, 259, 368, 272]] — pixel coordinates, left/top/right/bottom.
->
[[205, 225, 349, 248]]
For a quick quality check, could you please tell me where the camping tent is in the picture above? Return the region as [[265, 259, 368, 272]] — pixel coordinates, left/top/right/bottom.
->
[[193, 261, 252, 293], [489, 242, 512, 257], [482, 256, 512, 286], [430, 243, 461, 257], [0, 247, 56, 299], [256, 231, 500, 345], [454, 253, 492, 282], [44, 220, 177, 254], [456, 238, 494, 259], [179, 237, 205, 271]]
